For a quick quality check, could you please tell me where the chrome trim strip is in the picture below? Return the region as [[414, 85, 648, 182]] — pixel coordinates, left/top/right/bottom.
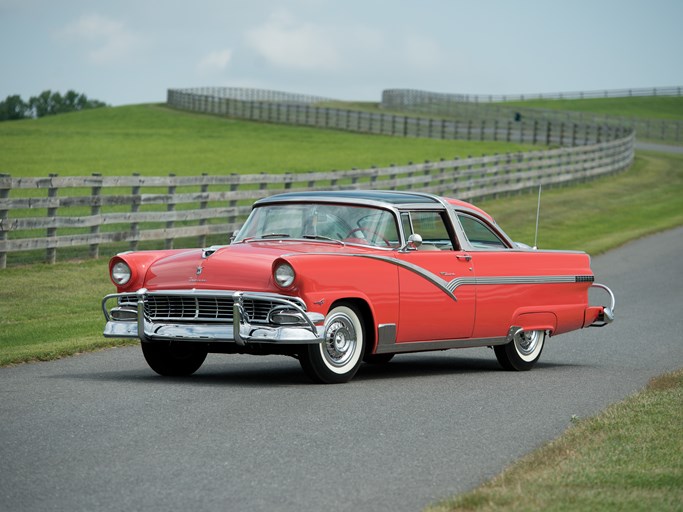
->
[[446, 274, 592, 292], [350, 254, 458, 301], [375, 335, 509, 354], [377, 324, 397, 345]]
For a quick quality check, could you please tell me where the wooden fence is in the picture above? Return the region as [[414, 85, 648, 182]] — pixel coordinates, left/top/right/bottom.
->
[[382, 86, 683, 104], [0, 133, 634, 268], [381, 88, 683, 143], [167, 88, 630, 146]]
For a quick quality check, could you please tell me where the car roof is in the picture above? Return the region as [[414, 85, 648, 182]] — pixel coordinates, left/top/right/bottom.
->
[[256, 190, 442, 205], [255, 191, 492, 220]]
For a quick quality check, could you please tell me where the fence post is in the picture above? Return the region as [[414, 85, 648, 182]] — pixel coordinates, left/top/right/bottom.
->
[[165, 173, 176, 250], [228, 173, 240, 236], [130, 173, 141, 251], [46, 174, 59, 264], [422, 161, 432, 189], [370, 166, 378, 188], [0, 173, 9, 268], [89, 173, 102, 259], [451, 157, 461, 196], [389, 164, 397, 190], [198, 173, 209, 247]]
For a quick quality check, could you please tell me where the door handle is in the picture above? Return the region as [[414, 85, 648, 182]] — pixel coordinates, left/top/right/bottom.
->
[[456, 254, 472, 262]]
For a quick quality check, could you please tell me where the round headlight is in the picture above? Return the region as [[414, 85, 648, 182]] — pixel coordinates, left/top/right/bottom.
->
[[111, 261, 132, 286], [274, 262, 295, 288]]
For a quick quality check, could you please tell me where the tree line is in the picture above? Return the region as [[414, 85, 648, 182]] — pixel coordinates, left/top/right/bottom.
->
[[0, 90, 107, 121]]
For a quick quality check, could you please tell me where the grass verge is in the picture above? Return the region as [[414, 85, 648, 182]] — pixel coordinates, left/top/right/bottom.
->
[[426, 368, 683, 512]]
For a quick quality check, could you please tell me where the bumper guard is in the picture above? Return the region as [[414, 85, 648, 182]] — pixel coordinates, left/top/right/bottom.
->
[[102, 289, 324, 345]]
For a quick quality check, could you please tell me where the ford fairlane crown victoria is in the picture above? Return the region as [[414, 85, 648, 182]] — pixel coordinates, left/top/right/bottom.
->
[[102, 190, 615, 383]]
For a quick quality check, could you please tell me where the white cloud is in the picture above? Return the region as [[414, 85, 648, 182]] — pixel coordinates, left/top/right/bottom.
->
[[60, 14, 140, 64], [402, 34, 447, 71], [245, 10, 342, 71], [197, 49, 233, 73]]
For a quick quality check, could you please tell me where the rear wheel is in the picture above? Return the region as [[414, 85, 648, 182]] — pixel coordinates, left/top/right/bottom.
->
[[299, 304, 365, 384], [141, 341, 208, 376], [494, 330, 545, 371]]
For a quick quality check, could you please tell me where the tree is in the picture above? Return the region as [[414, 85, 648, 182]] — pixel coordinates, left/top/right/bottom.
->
[[0, 95, 29, 120], [0, 90, 108, 121]]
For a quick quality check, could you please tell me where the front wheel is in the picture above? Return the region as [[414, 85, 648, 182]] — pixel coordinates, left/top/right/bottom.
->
[[141, 341, 208, 376], [299, 304, 365, 384], [494, 330, 545, 371]]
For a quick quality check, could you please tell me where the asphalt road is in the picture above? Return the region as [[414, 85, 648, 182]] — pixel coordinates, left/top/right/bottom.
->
[[2, 227, 682, 512], [634, 141, 683, 154]]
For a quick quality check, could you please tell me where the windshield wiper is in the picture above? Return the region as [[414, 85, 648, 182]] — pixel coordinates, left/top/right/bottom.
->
[[240, 233, 291, 242], [302, 234, 345, 245], [260, 233, 291, 239]]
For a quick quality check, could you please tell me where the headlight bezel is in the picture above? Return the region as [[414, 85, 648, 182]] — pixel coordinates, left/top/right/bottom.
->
[[111, 261, 132, 286], [273, 261, 296, 289]]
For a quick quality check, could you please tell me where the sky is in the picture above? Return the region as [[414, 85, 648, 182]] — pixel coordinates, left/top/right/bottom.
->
[[1, 0, 682, 106]]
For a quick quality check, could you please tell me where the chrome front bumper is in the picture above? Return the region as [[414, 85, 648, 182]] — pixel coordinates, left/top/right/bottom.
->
[[102, 289, 324, 345]]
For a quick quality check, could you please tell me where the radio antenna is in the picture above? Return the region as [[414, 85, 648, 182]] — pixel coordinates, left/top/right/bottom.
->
[[533, 183, 542, 249]]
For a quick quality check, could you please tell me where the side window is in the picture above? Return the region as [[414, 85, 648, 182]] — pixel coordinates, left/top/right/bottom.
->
[[408, 211, 455, 251], [458, 214, 509, 249]]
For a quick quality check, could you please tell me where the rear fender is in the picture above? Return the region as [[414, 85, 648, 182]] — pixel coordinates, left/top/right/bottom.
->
[[511, 311, 557, 335]]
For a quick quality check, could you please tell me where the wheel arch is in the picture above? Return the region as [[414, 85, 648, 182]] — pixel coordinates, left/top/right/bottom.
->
[[511, 311, 557, 336], [328, 297, 377, 359]]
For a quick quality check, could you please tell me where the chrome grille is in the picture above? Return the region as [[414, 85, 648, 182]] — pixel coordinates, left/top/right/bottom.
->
[[143, 294, 276, 324]]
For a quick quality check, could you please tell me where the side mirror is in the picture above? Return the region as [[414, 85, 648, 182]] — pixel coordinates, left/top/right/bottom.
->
[[229, 230, 240, 244], [400, 233, 423, 251]]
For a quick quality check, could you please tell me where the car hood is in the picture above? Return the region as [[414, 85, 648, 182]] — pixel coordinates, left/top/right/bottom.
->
[[143, 241, 380, 291]]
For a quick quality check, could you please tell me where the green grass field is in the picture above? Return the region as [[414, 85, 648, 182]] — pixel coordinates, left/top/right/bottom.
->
[[0, 104, 534, 177]]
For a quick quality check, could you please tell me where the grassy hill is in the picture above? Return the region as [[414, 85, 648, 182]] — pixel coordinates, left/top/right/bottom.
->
[[0, 104, 534, 177]]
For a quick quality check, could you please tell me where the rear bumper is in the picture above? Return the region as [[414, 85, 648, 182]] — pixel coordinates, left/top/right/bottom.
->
[[585, 283, 616, 327], [102, 289, 324, 345]]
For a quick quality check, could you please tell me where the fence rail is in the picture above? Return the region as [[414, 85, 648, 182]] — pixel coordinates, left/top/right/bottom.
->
[[173, 87, 335, 104], [381, 88, 683, 143], [167, 89, 629, 146], [0, 134, 634, 268], [382, 86, 683, 105]]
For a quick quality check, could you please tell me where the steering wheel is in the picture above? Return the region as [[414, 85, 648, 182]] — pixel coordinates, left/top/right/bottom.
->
[[345, 227, 392, 247]]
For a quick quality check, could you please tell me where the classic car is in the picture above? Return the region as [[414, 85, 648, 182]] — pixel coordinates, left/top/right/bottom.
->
[[102, 190, 615, 383]]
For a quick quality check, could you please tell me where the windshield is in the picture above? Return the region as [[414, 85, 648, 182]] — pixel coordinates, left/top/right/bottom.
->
[[235, 203, 401, 248]]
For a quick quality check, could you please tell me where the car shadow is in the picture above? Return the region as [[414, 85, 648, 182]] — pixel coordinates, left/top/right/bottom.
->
[[54, 352, 578, 387]]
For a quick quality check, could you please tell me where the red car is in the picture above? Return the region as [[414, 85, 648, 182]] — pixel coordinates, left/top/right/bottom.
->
[[102, 190, 615, 383]]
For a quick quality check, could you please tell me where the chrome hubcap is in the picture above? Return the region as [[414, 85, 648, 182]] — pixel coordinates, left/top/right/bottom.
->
[[323, 313, 356, 367], [516, 330, 541, 356]]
